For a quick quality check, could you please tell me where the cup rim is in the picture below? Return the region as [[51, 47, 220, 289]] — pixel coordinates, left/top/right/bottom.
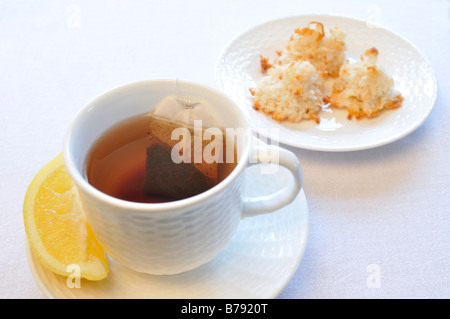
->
[[62, 79, 251, 212]]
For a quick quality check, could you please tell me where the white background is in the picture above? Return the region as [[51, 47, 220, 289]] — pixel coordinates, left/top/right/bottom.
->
[[1, 0, 449, 298]]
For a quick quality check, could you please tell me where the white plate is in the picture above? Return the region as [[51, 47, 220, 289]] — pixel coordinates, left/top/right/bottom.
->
[[215, 15, 437, 151], [25, 165, 309, 299]]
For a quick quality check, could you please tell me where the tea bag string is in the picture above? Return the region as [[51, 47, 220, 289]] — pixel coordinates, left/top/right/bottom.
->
[[174, 79, 199, 156], [175, 78, 200, 109]]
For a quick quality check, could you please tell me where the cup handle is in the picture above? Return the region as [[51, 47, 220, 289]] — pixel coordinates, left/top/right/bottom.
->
[[241, 139, 304, 218]]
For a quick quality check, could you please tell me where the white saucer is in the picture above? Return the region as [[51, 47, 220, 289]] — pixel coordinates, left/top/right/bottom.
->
[[215, 15, 437, 151], [26, 165, 309, 299]]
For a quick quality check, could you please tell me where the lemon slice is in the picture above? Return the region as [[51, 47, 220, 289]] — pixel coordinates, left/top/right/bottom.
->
[[23, 154, 109, 281]]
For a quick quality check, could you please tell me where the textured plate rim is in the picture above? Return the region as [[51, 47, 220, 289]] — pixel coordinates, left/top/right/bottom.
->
[[215, 14, 438, 152], [25, 238, 55, 299], [25, 190, 309, 299]]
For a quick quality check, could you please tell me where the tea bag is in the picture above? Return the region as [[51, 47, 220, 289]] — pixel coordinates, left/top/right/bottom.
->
[[143, 93, 225, 199]]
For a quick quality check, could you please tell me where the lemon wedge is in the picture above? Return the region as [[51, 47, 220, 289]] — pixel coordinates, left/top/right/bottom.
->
[[23, 154, 109, 281]]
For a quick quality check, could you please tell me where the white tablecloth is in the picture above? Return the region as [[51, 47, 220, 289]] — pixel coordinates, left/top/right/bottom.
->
[[1, 0, 449, 298]]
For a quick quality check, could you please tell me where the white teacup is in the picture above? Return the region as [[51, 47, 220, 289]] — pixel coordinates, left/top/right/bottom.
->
[[62, 79, 303, 275]]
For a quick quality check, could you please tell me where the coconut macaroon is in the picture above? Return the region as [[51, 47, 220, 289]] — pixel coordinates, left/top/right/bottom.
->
[[251, 60, 324, 123], [329, 47, 404, 120], [278, 22, 347, 77]]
